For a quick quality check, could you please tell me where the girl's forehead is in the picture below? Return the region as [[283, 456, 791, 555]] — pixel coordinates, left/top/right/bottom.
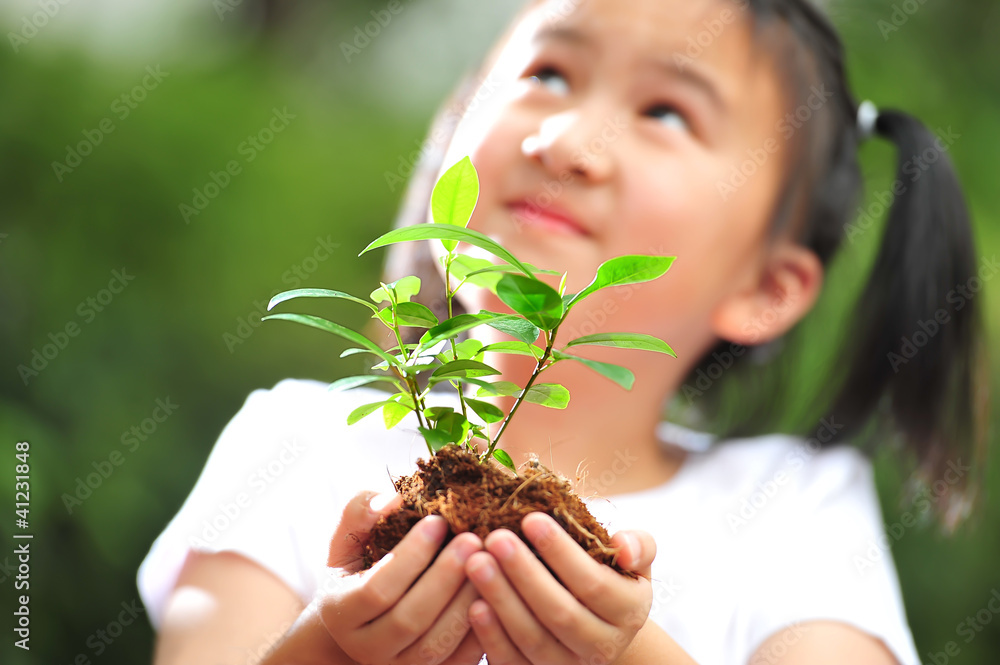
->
[[522, 0, 754, 48], [504, 0, 770, 107]]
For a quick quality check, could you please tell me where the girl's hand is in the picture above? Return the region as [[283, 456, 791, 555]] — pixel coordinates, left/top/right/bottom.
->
[[465, 512, 655, 665], [319, 490, 487, 665]]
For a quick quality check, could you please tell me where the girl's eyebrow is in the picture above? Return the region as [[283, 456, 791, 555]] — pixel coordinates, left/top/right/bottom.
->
[[532, 24, 726, 113]]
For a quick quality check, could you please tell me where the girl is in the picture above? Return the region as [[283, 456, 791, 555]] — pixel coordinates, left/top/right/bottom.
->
[[138, 0, 988, 663]]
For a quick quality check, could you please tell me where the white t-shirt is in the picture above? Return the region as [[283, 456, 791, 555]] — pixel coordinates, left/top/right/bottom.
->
[[137, 378, 920, 665]]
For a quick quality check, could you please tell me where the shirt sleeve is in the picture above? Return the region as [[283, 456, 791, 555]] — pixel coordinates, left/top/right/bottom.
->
[[737, 444, 921, 665], [135, 378, 352, 632]]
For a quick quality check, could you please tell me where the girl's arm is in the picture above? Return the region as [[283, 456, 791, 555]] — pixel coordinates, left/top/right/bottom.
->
[[152, 548, 330, 665], [153, 491, 486, 665]]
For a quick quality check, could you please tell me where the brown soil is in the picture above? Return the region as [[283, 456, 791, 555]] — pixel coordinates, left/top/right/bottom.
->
[[361, 445, 637, 579]]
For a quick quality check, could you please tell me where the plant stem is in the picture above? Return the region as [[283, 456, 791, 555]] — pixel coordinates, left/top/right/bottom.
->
[[443, 254, 470, 423], [481, 324, 559, 463], [404, 374, 433, 456]]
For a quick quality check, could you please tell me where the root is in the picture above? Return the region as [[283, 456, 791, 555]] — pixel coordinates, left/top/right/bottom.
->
[[555, 506, 617, 555], [501, 471, 552, 512]]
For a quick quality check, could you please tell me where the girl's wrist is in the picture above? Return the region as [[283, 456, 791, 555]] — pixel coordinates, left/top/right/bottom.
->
[[613, 619, 699, 665], [258, 603, 355, 665]]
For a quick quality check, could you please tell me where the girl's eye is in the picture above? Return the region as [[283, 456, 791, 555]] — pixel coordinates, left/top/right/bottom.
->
[[527, 66, 570, 96], [645, 103, 691, 134]]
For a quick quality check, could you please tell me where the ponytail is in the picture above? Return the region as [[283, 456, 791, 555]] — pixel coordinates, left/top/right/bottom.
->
[[824, 110, 989, 527]]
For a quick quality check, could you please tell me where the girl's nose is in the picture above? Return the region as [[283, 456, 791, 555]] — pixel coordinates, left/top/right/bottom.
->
[[520, 109, 615, 182]]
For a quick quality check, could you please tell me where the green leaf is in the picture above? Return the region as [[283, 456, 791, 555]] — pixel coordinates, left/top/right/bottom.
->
[[417, 312, 524, 352], [371, 359, 437, 375], [466, 264, 562, 278], [567, 255, 675, 309], [340, 348, 393, 363], [361, 225, 535, 279], [383, 401, 413, 429], [393, 302, 440, 328], [347, 401, 389, 425], [453, 338, 485, 360], [431, 156, 480, 252], [424, 406, 455, 421], [328, 375, 399, 393], [465, 398, 505, 424], [262, 314, 401, 368], [432, 359, 502, 379], [474, 381, 570, 409], [565, 332, 676, 357], [553, 350, 634, 390], [521, 383, 571, 409], [496, 274, 565, 329], [418, 426, 454, 452], [437, 412, 471, 443], [448, 255, 559, 294], [370, 276, 422, 304], [474, 380, 521, 397], [479, 340, 544, 360], [493, 449, 516, 472], [267, 288, 378, 313], [427, 375, 496, 390], [481, 312, 541, 345]]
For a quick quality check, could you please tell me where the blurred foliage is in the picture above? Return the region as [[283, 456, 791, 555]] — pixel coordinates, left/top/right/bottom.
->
[[0, 0, 996, 663]]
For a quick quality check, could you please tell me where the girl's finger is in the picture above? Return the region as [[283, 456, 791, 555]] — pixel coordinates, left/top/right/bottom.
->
[[520, 512, 644, 624], [442, 630, 487, 665], [468, 599, 527, 665], [360, 533, 482, 646], [465, 551, 577, 665], [394, 580, 481, 665], [328, 514, 449, 627], [326, 490, 400, 570], [610, 529, 657, 577]]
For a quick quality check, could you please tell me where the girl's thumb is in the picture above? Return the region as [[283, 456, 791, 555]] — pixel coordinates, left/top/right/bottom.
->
[[326, 490, 402, 569], [613, 529, 657, 577]]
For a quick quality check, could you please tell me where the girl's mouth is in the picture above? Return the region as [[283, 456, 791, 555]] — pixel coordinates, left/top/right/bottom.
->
[[506, 200, 592, 237]]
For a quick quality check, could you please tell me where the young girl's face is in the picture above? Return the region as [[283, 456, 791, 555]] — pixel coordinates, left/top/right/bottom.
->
[[437, 0, 801, 353]]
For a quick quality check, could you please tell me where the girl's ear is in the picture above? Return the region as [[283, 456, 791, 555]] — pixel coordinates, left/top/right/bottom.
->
[[709, 240, 824, 346]]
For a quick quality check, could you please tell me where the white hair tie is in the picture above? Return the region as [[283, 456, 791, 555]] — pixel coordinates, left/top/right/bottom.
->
[[857, 100, 879, 141]]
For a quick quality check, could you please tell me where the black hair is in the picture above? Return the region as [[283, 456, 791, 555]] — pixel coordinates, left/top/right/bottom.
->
[[378, 0, 989, 528]]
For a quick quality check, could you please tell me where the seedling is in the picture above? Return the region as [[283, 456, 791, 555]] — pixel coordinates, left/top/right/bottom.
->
[[263, 156, 677, 474]]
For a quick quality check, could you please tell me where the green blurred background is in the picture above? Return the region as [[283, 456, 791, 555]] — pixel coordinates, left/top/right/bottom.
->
[[0, 0, 996, 663]]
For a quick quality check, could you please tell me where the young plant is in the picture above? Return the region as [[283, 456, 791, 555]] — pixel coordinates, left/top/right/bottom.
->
[[262, 156, 677, 473]]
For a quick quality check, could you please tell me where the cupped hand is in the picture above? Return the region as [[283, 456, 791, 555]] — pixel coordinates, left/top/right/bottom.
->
[[319, 490, 487, 665], [465, 512, 656, 665]]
